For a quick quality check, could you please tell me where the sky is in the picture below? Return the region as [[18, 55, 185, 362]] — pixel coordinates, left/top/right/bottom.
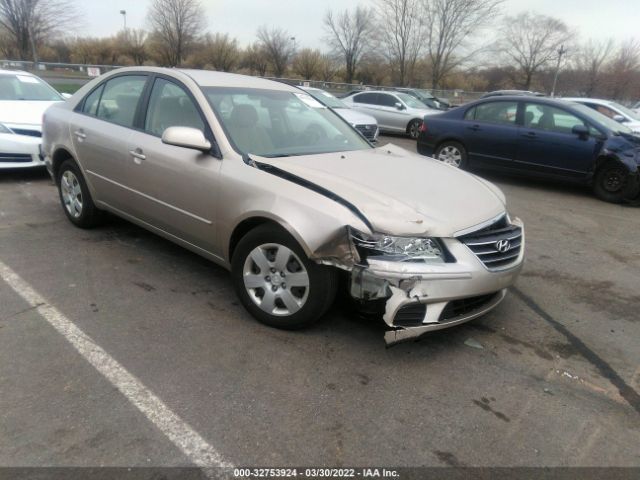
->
[[71, 0, 638, 48]]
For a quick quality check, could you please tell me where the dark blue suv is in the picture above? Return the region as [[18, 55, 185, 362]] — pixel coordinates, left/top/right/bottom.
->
[[417, 96, 640, 203]]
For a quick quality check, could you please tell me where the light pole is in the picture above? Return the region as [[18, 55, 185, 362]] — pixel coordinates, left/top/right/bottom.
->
[[120, 10, 127, 32], [290, 36, 297, 53], [551, 44, 566, 98]]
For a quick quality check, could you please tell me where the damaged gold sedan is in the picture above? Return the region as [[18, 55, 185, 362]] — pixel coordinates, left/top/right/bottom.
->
[[42, 67, 524, 344]]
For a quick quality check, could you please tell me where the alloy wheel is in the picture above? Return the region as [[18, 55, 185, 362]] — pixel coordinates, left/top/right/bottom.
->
[[242, 243, 310, 316], [60, 170, 83, 218], [438, 146, 462, 167]]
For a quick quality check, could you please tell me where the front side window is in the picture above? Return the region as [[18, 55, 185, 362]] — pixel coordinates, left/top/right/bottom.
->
[[395, 93, 425, 109], [82, 85, 104, 116], [95, 75, 147, 128], [0, 74, 62, 101], [524, 103, 585, 134], [474, 101, 518, 125], [204, 87, 371, 157], [378, 94, 398, 107], [145, 78, 204, 136]]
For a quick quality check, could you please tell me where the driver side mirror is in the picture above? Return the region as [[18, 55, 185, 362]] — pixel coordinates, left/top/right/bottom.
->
[[612, 114, 626, 123], [395, 102, 405, 110], [572, 124, 590, 139], [162, 126, 212, 152]]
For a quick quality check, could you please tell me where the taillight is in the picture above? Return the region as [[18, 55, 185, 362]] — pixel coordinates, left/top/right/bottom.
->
[[418, 122, 428, 132]]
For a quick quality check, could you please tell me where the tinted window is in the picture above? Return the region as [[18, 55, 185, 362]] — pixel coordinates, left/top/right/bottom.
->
[[474, 101, 518, 125], [96, 75, 147, 128], [145, 78, 204, 136], [353, 93, 378, 105], [378, 94, 397, 107], [524, 103, 585, 134], [82, 85, 104, 116]]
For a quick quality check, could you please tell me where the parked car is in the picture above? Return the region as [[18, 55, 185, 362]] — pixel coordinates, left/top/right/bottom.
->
[[563, 98, 640, 134], [481, 90, 545, 98], [300, 86, 379, 142], [342, 90, 440, 139], [417, 96, 640, 203], [0, 69, 64, 169], [393, 88, 450, 110], [42, 67, 524, 344]]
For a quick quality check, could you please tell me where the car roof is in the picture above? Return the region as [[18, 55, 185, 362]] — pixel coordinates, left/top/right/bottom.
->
[[472, 95, 577, 107], [562, 98, 613, 105], [0, 69, 32, 76]]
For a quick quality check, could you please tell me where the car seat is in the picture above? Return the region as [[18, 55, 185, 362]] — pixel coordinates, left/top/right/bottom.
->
[[228, 104, 273, 155]]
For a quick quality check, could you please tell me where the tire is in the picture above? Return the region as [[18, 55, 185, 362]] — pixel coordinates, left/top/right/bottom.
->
[[593, 162, 636, 203], [407, 119, 422, 140], [434, 141, 467, 169], [231, 224, 338, 330], [56, 159, 103, 228]]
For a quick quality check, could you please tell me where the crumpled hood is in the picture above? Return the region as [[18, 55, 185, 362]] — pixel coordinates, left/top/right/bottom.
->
[[254, 144, 506, 237], [0, 100, 61, 126]]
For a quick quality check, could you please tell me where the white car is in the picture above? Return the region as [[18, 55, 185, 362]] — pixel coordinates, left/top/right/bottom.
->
[[0, 69, 65, 168], [563, 97, 640, 134], [301, 87, 379, 142]]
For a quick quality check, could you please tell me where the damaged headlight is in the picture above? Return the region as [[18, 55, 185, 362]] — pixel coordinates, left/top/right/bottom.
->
[[349, 228, 445, 263]]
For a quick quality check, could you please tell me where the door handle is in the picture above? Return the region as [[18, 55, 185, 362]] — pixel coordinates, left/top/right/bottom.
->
[[129, 149, 146, 162], [467, 124, 481, 131], [73, 130, 86, 139], [522, 131, 537, 138]]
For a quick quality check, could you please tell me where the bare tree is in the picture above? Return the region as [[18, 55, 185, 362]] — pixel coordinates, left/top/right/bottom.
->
[[0, 0, 78, 62], [242, 42, 269, 76], [573, 38, 614, 96], [292, 48, 322, 79], [498, 12, 573, 90], [147, 0, 204, 67], [196, 33, 240, 71], [608, 39, 640, 99], [119, 29, 149, 66], [324, 5, 375, 84], [256, 26, 295, 77], [376, 0, 424, 86], [318, 54, 340, 82], [423, 0, 503, 89]]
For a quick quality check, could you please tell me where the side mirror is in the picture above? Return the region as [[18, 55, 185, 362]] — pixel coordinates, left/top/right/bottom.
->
[[162, 126, 211, 152], [572, 124, 590, 138], [395, 102, 405, 110], [61, 92, 72, 99], [612, 114, 626, 123]]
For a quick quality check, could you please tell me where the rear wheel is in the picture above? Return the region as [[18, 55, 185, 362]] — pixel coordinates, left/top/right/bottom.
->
[[231, 224, 338, 330], [56, 159, 103, 228], [593, 162, 635, 203], [435, 141, 467, 169], [407, 119, 422, 139]]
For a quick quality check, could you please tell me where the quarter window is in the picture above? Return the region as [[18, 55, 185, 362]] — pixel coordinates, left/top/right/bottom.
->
[[95, 75, 147, 128], [144, 78, 205, 136], [473, 101, 518, 125], [523, 103, 585, 134]]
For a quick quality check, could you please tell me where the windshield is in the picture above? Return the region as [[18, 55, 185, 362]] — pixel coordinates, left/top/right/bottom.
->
[[572, 104, 632, 134], [395, 92, 428, 109], [0, 74, 63, 101], [304, 88, 346, 109], [607, 101, 640, 121], [203, 87, 371, 157]]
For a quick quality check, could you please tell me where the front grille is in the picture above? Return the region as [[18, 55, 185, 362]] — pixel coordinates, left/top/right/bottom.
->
[[0, 153, 32, 163], [394, 303, 426, 327], [458, 216, 522, 269], [355, 124, 377, 141], [10, 128, 41, 138], [439, 293, 498, 321]]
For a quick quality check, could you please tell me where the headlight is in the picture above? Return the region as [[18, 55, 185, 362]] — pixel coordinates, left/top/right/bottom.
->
[[349, 228, 445, 263], [0, 123, 13, 134]]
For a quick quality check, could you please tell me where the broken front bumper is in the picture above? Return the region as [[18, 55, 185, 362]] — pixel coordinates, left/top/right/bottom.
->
[[349, 223, 524, 344]]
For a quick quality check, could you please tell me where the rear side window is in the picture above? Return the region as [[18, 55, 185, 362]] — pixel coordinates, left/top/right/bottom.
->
[[95, 75, 147, 128], [473, 101, 518, 125], [82, 85, 104, 116], [353, 93, 378, 105], [144, 78, 205, 136]]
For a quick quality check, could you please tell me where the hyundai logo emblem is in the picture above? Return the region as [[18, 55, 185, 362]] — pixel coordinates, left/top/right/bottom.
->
[[495, 239, 511, 253]]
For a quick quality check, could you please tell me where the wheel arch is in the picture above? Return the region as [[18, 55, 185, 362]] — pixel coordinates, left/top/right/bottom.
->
[[434, 137, 468, 154], [51, 147, 76, 179], [405, 117, 423, 134]]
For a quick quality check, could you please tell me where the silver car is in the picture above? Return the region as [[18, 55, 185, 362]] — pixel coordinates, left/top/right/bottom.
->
[[42, 67, 524, 344], [342, 90, 440, 139]]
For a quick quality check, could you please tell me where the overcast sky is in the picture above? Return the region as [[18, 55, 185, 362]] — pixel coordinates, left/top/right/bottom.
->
[[72, 0, 638, 47]]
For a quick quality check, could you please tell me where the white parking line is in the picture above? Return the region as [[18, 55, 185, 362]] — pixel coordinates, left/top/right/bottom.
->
[[0, 259, 232, 469]]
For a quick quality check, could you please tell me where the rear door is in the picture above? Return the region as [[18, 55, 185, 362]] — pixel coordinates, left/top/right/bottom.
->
[[463, 100, 519, 169], [125, 76, 222, 255], [515, 102, 599, 178], [69, 74, 149, 211]]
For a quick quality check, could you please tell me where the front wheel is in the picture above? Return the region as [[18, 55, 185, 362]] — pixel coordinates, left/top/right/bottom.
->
[[231, 224, 338, 330], [593, 162, 636, 203], [407, 119, 422, 140], [435, 141, 467, 169]]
